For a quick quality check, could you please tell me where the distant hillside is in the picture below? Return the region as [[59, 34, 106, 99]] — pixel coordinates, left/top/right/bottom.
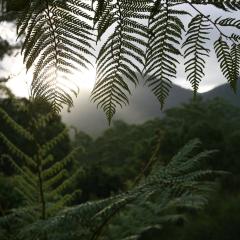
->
[[202, 83, 240, 107], [62, 82, 240, 136]]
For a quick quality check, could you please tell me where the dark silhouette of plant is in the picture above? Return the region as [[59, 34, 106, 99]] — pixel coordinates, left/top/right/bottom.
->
[[0, 0, 239, 122]]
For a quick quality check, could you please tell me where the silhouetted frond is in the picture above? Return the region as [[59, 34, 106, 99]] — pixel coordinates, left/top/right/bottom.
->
[[91, 0, 149, 123], [183, 14, 211, 96], [18, 0, 94, 112], [214, 37, 237, 92], [3, 0, 240, 120], [144, 3, 186, 109]]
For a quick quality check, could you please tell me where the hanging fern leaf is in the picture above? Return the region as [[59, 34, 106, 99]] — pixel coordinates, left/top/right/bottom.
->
[[183, 14, 212, 96], [216, 17, 240, 29], [214, 37, 237, 92], [18, 0, 94, 112], [144, 3, 186, 109], [4, 0, 240, 121], [91, 0, 149, 123], [231, 43, 240, 85], [190, 0, 240, 11]]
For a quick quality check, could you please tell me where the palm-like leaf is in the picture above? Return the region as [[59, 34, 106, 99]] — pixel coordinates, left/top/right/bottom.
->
[[2, 0, 240, 120], [144, 3, 186, 109], [214, 37, 237, 92], [91, 0, 149, 123], [18, 0, 94, 112], [183, 14, 211, 96]]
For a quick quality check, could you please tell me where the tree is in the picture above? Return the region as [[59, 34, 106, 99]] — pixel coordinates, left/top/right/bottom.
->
[[0, 0, 240, 122]]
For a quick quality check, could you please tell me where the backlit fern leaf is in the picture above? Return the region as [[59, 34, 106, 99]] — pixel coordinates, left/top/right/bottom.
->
[[144, 2, 186, 109], [91, 0, 149, 123], [231, 43, 240, 85], [18, 0, 94, 112], [216, 17, 240, 29], [190, 0, 240, 11], [2, 0, 240, 121], [214, 37, 237, 92], [183, 14, 211, 96]]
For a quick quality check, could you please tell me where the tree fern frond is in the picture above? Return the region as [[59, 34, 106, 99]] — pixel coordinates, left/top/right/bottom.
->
[[42, 147, 81, 179], [214, 37, 237, 92], [231, 33, 240, 42], [189, 0, 240, 11], [0, 104, 81, 230], [183, 14, 212, 96], [39, 128, 69, 158], [0, 133, 36, 168], [231, 43, 240, 87], [18, 0, 94, 112], [145, 3, 186, 109], [216, 17, 240, 29], [0, 107, 33, 140], [24, 139, 222, 240], [91, 0, 149, 123], [8, 0, 240, 119]]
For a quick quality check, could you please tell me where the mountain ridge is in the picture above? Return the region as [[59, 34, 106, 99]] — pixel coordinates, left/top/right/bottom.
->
[[62, 82, 240, 136]]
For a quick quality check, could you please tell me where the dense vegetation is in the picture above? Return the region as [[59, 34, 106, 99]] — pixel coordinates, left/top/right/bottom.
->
[[0, 90, 239, 239], [0, 1, 240, 240]]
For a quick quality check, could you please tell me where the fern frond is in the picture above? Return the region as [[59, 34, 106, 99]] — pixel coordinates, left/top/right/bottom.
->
[[0, 132, 36, 168], [24, 139, 222, 240], [216, 17, 240, 29], [91, 0, 149, 123], [0, 107, 33, 140], [42, 147, 81, 179], [39, 128, 69, 158], [144, 3, 186, 109], [183, 14, 211, 96], [231, 43, 240, 86], [0, 103, 80, 225], [214, 37, 237, 92], [18, 0, 94, 112], [189, 0, 240, 11], [11, 0, 240, 119]]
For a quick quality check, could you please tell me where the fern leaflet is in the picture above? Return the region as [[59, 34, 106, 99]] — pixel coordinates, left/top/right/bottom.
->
[[144, 2, 186, 109], [214, 37, 237, 92], [183, 14, 211, 96], [18, 0, 94, 112]]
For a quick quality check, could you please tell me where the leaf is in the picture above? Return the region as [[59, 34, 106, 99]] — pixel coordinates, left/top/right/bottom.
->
[[183, 14, 212, 96], [214, 37, 237, 92]]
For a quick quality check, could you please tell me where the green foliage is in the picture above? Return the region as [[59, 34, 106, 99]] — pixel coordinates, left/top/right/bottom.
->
[[17, 139, 221, 240], [0, 102, 82, 239], [69, 98, 240, 240], [161, 194, 240, 240], [6, 0, 239, 122], [144, 4, 185, 108], [92, 0, 148, 123], [214, 37, 238, 92], [183, 15, 211, 95], [17, 0, 94, 112], [1, 94, 238, 240]]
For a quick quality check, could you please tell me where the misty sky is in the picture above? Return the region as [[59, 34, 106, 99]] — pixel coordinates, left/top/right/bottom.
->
[[0, 3, 239, 97]]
